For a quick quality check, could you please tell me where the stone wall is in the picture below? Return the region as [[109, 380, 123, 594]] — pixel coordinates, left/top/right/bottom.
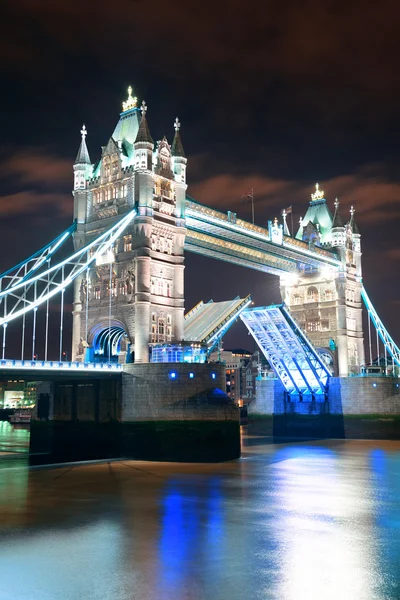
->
[[248, 379, 285, 416], [30, 364, 240, 463], [122, 363, 236, 421], [247, 375, 400, 440], [328, 376, 400, 414]]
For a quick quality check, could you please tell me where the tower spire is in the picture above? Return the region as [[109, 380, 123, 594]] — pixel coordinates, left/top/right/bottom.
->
[[349, 205, 360, 234], [171, 117, 186, 157], [75, 124, 91, 165], [134, 101, 154, 144], [332, 197, 343, 227]]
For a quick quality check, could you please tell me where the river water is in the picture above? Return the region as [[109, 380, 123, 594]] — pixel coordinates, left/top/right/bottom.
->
[[0, 423, 400, 600]]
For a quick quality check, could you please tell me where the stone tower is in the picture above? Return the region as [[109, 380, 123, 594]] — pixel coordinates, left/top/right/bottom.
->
[[280, 184, 365, 377], [71, 88, 187, 363]]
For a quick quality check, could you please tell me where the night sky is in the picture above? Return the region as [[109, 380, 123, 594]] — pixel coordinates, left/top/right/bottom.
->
[[1, 0, 400, 352]]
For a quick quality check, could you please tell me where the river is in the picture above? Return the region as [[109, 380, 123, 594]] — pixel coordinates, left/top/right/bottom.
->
[[0, 422, 399, 599]]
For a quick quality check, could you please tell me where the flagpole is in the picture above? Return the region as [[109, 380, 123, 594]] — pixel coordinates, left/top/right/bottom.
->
[[251, 188, 254, 224], [291, 210, 293, 237]]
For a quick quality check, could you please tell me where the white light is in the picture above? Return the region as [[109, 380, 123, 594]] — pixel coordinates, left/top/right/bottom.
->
[[0, 359, 123, 373], [281, 273, 298, 286]]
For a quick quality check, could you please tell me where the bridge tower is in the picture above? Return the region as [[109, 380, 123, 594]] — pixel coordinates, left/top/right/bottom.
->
[[280, 184, 365, 377], [71, 88, 187, 363]]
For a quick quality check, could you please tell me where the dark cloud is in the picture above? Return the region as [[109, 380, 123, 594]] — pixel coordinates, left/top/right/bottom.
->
[[1, 0, 400, 347]]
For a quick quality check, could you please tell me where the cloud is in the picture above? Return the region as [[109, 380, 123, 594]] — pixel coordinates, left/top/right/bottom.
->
[[4, 0, 400, 127], [0, 191, 71, 219], [189, 165, 400, 226], [0, 149, 71, 188]]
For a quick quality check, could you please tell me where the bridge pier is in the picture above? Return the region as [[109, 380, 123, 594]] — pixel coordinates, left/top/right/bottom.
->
[[249, 377, 400, 439], [30, 363, 240, 463]]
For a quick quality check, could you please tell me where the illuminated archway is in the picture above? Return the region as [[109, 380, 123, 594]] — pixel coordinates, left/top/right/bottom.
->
[[90, 321, 130, 362]]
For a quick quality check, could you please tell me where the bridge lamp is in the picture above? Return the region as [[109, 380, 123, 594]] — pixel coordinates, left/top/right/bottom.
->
[[211, 373, 216, 380], [169, 371, 177, 380], [189, 372, 194, 379]]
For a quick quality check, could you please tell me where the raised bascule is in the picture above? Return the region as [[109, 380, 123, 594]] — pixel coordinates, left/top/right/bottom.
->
[[1, 87, 400, 461]]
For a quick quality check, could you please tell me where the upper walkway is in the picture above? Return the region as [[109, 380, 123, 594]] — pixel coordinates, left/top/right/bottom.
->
[[185, 197, 341, 276]]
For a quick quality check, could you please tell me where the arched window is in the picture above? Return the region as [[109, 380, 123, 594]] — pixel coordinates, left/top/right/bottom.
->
[[158, 318, 165, 336], [307, 286, 319, 302], [324, 289, 333, 301]]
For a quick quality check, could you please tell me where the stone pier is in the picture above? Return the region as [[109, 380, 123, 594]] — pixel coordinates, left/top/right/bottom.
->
[[30, 363, 240, 463], [248, 376, 400, 439]]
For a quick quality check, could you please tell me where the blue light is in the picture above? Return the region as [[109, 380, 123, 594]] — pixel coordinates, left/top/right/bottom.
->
[[211, 373, 216, 380], [169, 371, 177, 380], [189, 372, 194, 379], [372, 382, 377, 388]]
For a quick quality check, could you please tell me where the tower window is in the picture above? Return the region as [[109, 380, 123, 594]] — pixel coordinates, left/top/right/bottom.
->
[[158, 318, 165, 336], [306, 320, 320, 332], [123, 235, 132, 252], [307, 287, 319, 302]]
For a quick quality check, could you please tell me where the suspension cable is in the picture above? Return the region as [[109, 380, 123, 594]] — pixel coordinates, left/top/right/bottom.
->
[[59, 265, 65, 361]]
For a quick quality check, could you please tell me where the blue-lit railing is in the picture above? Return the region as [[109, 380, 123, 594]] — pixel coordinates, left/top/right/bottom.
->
[[0, 359, 122, 372]]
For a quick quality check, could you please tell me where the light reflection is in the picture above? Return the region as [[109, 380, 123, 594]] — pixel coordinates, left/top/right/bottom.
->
[[271, 445, 380, 600]]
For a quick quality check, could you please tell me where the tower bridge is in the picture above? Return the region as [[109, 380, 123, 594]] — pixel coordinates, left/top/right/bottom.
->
[[1, 87, 400, 461]]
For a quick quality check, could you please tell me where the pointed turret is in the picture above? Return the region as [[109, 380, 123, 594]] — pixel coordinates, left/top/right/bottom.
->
[[349, 205, 361, 252], [349, 205, 360, 235], [332, 197, 343, 228], [75, 124, 91, 165], [172, 118, 188, 219], [133, 101, 154, 176], [73, 125, 92, 191], [171, 117, 186, 158], [331, 198, 345, 247], [134, 101, 154, 145]]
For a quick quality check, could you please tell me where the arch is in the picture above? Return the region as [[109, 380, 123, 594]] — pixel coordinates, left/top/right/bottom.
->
[[89, 320, 130, 362]]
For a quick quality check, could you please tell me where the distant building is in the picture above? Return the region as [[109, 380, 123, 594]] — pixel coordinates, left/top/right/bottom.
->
[[0, 380, 37, 409], [244, 350, 274, 406], [209, 348, 252, 406]]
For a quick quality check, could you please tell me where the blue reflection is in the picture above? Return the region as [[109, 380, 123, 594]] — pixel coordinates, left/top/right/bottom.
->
[[159, 486, 198, 587]]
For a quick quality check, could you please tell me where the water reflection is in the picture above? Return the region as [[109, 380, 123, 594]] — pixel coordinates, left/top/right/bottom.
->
[[270, 446, 378, 599], [0, 420, 30, 454], [0, 437, 399, 599]]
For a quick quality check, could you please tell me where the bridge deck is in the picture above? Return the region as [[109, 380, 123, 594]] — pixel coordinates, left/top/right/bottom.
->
[[184, 296, 251, 350], [240, 304, 331, 397]]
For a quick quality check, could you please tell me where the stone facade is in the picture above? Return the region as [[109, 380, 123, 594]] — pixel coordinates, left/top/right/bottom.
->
[[72, 91, 187, 364], [280, 190, 364, 377], [250, 376, 400, 416]]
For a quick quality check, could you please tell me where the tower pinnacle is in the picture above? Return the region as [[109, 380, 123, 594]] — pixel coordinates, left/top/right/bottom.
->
[[311, 183, 324, 201], [75, 124, 91, 165], [171, 117, 186, 157], [122, 86, 138, 112], [134, 100, 154, 145]]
